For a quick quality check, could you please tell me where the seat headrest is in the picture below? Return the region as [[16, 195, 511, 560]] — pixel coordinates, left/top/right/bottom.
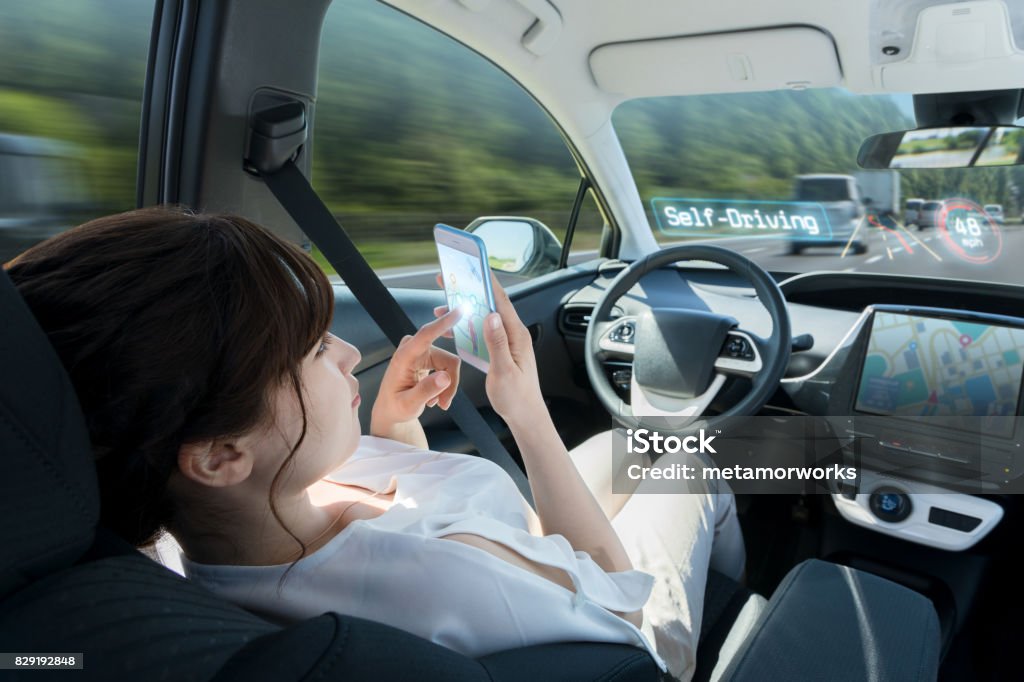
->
[[0, 267, 99, 597]]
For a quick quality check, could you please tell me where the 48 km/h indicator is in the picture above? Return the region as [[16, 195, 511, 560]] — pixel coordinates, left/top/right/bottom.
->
[[937, 199, 1003, 265]]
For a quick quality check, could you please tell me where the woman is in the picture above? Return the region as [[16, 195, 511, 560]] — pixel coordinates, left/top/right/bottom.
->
[[6, 206, 744, 681]]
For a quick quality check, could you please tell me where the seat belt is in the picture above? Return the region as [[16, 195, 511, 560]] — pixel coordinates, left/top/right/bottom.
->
[[247, 100, 533, 505]]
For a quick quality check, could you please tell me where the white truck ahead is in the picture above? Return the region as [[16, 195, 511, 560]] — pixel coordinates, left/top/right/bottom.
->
[[788, 174, 867, 255], [853, 169, 901, 217]]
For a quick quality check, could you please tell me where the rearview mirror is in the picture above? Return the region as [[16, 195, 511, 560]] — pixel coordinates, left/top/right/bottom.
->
[[858, 125, 1024, 169], [465, 217, 562, 277]]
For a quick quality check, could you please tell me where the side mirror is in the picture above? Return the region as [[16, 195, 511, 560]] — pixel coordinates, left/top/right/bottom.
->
[[858, 125, 1024, 169], [465, 217, 562, 277]]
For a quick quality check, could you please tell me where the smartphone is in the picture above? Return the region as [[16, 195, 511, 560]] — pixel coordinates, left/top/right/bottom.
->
[[434, 223, 497, 373]]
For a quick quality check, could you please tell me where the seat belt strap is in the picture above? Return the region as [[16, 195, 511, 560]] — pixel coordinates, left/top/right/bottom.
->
[[261, 160, 534, 505]]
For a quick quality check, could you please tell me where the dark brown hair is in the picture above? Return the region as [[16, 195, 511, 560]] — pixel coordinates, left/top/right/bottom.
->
[[5, 206, 334, 547]]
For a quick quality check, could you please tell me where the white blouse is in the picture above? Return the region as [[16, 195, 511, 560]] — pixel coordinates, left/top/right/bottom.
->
[[184, 436, 666, 671]]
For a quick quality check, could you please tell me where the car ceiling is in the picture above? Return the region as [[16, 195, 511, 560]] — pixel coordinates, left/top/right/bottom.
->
[[384, 0, 1024, 136]]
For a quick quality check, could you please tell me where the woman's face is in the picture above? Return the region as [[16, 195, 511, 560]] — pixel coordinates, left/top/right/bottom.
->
[[256, 331, 363, 492]]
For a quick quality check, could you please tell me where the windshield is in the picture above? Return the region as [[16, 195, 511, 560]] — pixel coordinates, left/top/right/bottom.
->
[[614, 89, 1024, 286]]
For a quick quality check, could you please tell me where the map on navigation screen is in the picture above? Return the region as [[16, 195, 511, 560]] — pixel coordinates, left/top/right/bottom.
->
[[856, 312, 1024, 431]]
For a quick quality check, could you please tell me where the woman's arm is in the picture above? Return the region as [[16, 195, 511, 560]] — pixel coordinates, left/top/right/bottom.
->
[[480, 276, 635, 577]]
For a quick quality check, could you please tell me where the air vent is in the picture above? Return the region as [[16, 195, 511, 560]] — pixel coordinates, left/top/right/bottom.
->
[[560, 306, 593, 335], [558, 304, 623, 336]]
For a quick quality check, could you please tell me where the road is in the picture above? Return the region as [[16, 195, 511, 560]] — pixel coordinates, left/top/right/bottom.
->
[[338, 220, 1024, 290], [718, 221, 1024, 285]]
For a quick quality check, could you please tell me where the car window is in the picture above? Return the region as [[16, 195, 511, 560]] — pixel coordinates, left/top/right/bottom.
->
[[314, 0, 605, 288], [615, 88, 1024, 284], [0, 0, 155, 263]]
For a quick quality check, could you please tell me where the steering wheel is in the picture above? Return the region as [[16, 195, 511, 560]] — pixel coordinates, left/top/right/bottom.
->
[[584, 244, 791, 432]]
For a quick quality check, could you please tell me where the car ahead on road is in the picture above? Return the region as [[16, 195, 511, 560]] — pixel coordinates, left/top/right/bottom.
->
[[904, 198, 924, 226], [984, 204, 1005, 225], [917, 200, 944, 230], [787, 174, 867, 255], [5, 1, 1024, 681]]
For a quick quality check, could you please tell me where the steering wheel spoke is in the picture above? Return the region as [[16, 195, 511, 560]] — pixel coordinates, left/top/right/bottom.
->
[[630, 372, 727, 419], [714, 329, 765, 376]]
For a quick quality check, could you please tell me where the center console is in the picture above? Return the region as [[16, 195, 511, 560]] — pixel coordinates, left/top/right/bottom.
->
[[783, 304, 1019, 550], [788, 304, 1024, 492], [720, 559, 940, 682]]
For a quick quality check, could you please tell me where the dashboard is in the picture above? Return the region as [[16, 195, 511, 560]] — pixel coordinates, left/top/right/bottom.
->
[[559, 265, 1020, 549], [560, 265, 1024, 495], [784, 304, 1024, 494]]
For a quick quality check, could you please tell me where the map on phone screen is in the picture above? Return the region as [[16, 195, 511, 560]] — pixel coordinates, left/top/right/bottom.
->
[[437, 242, 491, 365]]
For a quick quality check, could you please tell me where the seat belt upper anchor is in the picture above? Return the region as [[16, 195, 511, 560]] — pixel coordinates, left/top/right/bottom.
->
[[246, 100, 307, 175]]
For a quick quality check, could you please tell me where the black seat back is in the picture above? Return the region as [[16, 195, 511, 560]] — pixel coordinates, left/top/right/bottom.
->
[[0, 268, 99, 598]]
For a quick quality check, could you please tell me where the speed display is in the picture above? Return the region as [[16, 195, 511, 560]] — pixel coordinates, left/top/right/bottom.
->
[[856, 311, 1024, 434], [937, 198, 1003, 264]]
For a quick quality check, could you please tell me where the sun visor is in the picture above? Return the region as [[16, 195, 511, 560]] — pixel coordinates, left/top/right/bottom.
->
[[875, 1, 1024, 93], [589, 27, 842, 98]]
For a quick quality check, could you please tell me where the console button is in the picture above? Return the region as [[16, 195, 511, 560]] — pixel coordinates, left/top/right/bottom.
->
[[608, 321, 636, 343], [721, 335, 755, 360], [610, 369, 632, 392], [869, 487, 912, 523], [928, 507, 982, 532]]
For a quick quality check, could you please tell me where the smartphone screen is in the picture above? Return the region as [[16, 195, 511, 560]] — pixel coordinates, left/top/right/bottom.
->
[[435, 224, 495, 373]]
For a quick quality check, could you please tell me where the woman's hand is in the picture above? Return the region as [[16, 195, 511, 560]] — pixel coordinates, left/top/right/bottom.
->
[[434, 272, 544, 429], [370, 309, 462, 448], [481, 273, 546, 428]]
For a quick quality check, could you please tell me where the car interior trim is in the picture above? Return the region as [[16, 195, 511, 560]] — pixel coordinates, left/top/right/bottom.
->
[[832, 470, 1004, 551]]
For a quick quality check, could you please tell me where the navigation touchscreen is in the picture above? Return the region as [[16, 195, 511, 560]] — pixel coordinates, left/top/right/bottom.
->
[[855, 311, 1024, 436]]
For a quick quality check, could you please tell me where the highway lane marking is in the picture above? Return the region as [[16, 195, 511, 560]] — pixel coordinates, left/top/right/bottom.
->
[[865, 255, 884, 264], [870, 215, 914, 253], [840, 215, 867, 258], [743, 247, 767, 254], [878, 228, 894, 260], [893, 220, 943, 261]]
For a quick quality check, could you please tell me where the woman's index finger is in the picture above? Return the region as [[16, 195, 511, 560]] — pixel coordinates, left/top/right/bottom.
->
[[412, 307, 462, 347]]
